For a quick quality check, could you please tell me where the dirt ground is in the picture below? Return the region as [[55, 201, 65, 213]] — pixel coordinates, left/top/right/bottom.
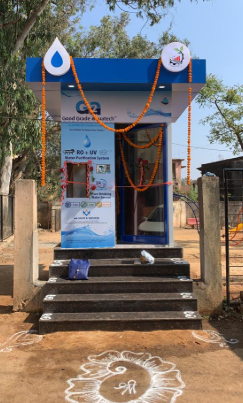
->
[[0, 229, 243, 403], [1, 228, 242, 309], [0, 312, 242, 403]]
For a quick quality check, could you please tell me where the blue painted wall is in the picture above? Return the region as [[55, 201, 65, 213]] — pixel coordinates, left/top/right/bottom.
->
[[26, 58, 206, 91]]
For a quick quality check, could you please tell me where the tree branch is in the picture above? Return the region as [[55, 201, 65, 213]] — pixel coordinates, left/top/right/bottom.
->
[[0, 17, 22, 30], [214, 100, 243, 151], [11, 0, 51, 57]]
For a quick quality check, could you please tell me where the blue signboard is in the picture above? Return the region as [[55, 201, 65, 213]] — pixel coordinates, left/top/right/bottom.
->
[[61, 122, 115, 248]]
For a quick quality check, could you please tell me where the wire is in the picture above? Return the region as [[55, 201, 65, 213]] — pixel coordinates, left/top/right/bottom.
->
[[0, 115, 57, 123], [0, 115, 236, 153], [172, 142, 230, 152]]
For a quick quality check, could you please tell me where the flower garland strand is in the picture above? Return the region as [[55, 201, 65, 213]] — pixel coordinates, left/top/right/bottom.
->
[[187, 60, 192, 185], [70, 56, 162, 134], [122, 130, 159, 149], [145, 129, 159, 147], [118, 125, 163, 192], [139, 160, 145, 186], [41, 60, 46, 187], [86, 164, 90, 197]]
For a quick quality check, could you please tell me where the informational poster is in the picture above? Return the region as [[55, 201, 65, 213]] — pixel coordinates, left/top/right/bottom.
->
[[61, 91, 172, 124], [61, 122, 115, 248]]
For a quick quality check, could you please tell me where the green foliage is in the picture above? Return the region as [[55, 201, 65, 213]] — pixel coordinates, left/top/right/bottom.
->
[[188, 185, 198, 202], [177, 181, 198, 201], [197, 74, 243, 154], [0, 0, 197, 199], [106, 0, 209, 26], [0, 1, 88, 197]]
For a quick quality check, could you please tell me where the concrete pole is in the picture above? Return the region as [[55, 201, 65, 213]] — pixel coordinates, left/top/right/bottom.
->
[[13, 180, 39, 311], [194, 177, 222, 314]]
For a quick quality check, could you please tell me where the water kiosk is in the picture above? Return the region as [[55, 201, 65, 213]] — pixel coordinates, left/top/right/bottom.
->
[[26, 39, 206, 249]]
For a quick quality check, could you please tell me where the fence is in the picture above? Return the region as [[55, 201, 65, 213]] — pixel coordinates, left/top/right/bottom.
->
[[38, 202, 61, 232], [0, 195, 14, 241], [223, 168, 243, 304]]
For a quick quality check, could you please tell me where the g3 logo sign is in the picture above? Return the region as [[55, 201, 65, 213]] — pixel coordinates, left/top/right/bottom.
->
[[76, 101, 101, 115]]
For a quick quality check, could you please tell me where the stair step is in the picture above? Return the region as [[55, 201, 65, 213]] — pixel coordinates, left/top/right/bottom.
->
[[54, 246, 183, 260], [49, 258, 190, 278], [46, 276, 193, 294], [43, 292, 197, 313], [39, 311, 202, 334]]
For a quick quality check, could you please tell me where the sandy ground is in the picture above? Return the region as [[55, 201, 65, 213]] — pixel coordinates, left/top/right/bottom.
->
[[0, 229, 243, 402], [1, 228, 243, 309], [174, 228, 243, 300], [0, 312, 242, 403]]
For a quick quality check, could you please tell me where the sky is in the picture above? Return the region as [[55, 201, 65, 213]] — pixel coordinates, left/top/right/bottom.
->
[[79, 0, 243, 178]]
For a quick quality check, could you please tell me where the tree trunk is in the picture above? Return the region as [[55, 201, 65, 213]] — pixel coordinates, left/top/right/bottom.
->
[[11, 0, 51, 57], [0, 143, 13, 195]]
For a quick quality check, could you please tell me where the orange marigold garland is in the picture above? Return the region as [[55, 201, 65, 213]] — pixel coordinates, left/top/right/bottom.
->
[[70, 56, 162, 134], [122, 130, 159, 149], [118, 125, 163, 192], [41, 60, 46, 187], [145, 129, 159, 147], [43, 56, 168, 193], [187, 59, 192, 185]]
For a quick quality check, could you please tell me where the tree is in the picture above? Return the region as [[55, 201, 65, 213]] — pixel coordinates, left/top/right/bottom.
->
[[106, 0, 209, 25], [196, 74, 243, 154], [0, 0, 198, 196], [0, 1, 90, 194]]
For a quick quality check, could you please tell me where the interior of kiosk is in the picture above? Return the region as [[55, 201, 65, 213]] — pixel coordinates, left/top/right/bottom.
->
[[26, 40, 206, 249]]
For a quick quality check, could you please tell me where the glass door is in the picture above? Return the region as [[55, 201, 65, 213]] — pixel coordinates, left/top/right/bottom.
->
[[115, 124, 168, 244]]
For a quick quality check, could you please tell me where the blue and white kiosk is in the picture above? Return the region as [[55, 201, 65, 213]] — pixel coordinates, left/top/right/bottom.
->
[[26, 39, 206, 249]]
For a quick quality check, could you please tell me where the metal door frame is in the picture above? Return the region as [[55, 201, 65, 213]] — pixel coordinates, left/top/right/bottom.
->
[[119, 123, 168, 244]]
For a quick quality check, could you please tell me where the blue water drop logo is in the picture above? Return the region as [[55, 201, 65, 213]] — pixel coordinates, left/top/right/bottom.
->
[[51, 51, 63, 68], [44, 38, 70, 76], [161, 97, 169, 105], [83, 135, 91, 148]]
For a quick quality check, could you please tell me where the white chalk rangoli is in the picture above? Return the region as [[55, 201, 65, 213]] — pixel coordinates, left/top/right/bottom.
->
[[114, 380, 137, 396], [65, 351, 185, 403], [192, 330, 239, 348], [0, 330, 43, 353]]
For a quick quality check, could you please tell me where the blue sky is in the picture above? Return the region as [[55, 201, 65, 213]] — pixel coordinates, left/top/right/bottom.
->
[[80, 0, 243, 178]]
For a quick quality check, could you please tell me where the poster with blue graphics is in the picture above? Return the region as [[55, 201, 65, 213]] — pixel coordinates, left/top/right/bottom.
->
[[61, 122, 115, 248]]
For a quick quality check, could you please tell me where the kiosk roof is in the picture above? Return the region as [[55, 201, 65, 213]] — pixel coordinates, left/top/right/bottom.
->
[[26, 57, 206, 122]]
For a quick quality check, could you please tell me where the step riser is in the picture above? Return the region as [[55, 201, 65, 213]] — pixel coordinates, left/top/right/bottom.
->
[[43, 299, 197, 313], [54, 248, 183, 260], [39, 319, 202, 334], [49, 265, 190, 278], [46, 282, 193, 294]]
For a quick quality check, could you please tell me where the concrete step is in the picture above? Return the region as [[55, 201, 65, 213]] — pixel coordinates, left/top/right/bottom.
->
[[46, 276, 193, 294], [54, 245, 183, 260], [49, 258, 190, 278], [39, 311, 202, 334], [43, 292, 197, 313]]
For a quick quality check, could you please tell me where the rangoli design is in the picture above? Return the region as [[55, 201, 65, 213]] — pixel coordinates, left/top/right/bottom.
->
[[192, 330, 239, 348], [65, 350, 185, 403]]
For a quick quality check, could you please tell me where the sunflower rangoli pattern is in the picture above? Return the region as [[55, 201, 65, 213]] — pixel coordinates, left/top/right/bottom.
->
[[65, 350, 185, 403]]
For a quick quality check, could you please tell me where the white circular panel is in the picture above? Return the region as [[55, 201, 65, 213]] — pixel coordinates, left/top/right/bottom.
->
[[161, 42, 191, 73], [44, 37, 70, 76]]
